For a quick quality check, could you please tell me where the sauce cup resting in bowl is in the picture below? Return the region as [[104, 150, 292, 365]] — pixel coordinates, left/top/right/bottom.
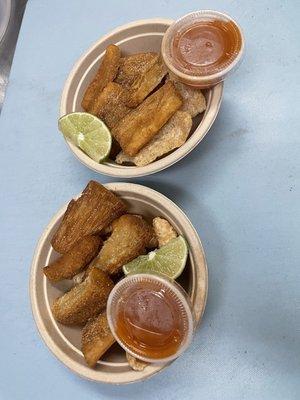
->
[[60, 19, 223, 178], [107, 273, 195, 364]]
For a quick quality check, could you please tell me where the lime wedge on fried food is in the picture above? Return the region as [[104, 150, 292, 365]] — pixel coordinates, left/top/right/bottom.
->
[[123, 236, 188, 279], [59, 112, 112, 162]]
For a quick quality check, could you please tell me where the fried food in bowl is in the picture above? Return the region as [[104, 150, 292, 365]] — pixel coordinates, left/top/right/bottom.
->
[[60, 19, 223, 177], [30, 181, 207, 383]]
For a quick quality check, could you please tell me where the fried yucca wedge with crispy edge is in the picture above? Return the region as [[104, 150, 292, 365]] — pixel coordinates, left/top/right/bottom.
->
[[90, 214, 156, 275], [43, 235, 102, 282], [116, 111, 192, 166], [112, 82, 182, 157], [51, 181, 126, 254], [125, 56, 167, 108], [92, 82, 131, 129], [81, 44, 121, 113], [115, 52, 159, 88], [81, 311, 115, 367], [52, 267, 114, 326]]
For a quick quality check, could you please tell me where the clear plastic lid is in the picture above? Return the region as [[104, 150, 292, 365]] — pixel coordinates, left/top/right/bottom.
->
[[107, 273, 195, 364], [162, 10, 245, 88]]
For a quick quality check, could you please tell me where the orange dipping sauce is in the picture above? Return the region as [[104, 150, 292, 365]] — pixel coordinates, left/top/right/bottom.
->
[[115, 280, 186, 360], [162, 11, 244, 88], [172, 20, 242, 76]]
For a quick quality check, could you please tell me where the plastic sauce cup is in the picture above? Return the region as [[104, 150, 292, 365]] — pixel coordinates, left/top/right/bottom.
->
[[162, 10, 245, 88], [107, 273, 195, 364]]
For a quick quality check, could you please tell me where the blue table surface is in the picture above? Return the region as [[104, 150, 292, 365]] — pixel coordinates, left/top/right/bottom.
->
[[1, 0, 299, 399]]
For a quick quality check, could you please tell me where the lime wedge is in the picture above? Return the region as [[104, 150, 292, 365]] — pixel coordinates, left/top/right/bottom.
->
[[123, 236, 188, 279], [58, 112, 112, 162]]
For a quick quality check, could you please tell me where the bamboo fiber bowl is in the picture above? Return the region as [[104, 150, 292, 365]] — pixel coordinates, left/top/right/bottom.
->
[[30, 182, 208, 384], [60, 19, 223, 178]]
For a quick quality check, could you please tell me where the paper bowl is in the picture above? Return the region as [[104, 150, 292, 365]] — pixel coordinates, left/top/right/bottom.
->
[[60, 19, 223, 178], [30, 182, 208, 384]]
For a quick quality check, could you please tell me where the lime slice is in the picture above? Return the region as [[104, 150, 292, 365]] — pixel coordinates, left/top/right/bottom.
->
[[58, 112, 112, 162], [123, 236, 188, 279]]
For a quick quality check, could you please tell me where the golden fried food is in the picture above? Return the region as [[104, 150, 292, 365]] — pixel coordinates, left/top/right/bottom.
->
[[112, 82, 182, 156], [115, 52, 159, 88], [91, 82, 131, 129], [51, 181, 126, 254], [52, 267, 113, 326], [81, 44, 121, 113], [116, 111, 192, 166], [126, 214, 158, 248], [90, 214, 155, 275], [168, 75, 206, 117], [81, 311, 115, 367], [43, 235, 102, 282], [153, 217, 177, 247], [126, 353, 148, 371], [125, 56, 167, 107]]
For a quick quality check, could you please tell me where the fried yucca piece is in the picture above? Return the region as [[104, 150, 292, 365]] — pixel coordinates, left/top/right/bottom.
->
[[100, 217, 157, 248], [43, 235, 102, 282], [51, 181, 126, 254], [153, 217, 177, 247], [90, 214, 155, 275], [112, 82, 182, 156], [81, 44, 121, 112], [91, 82, 131, 129], [115, 52, 159, 88], [116, 111, 192, 166], [126, 353, 148, 371], [125, 56, 167, 107], [81, 311, 115, 367], [52, 267, 114, 326], [128, 214, 158, 248], [168, 76, 206, 117]]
